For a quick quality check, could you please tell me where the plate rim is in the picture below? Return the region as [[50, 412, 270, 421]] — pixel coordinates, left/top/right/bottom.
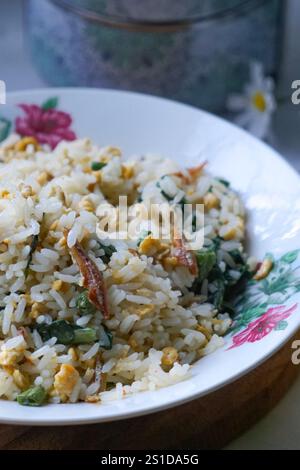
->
[[5, 86, 300, 184], [0, 87, 299, 426]]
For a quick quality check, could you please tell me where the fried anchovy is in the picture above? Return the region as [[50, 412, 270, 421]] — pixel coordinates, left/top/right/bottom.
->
[[65, 231, 110, 319]]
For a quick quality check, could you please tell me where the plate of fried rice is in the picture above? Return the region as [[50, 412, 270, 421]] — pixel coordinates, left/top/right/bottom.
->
[[0, 88, 299, 425]]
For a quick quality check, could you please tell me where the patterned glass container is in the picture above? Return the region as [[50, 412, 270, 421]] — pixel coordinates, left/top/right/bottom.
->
[[26, 0, 282, 112]]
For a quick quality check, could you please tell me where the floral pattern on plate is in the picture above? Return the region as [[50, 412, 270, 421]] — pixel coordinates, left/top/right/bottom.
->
[[228, 250, 300, 348], [0, 97, 76, 149]]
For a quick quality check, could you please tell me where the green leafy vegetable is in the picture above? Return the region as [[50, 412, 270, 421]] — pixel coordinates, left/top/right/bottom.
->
[[160, 189, 173, 202], [224, 250, 251, 288], [37, 320, 74, 345], [76, 290, 96, 315], [36, 320, 97, 345], [158, 185, 187, 206], [25, 234, 39, 276], [191, 241, 252, 314], [211, 236, 222, 250], [156, 176, 188, 208], [98, 242, 116, 264], [195, 249, 217, 282], [222, 301, 236, 316], [156, 176, 173, 202], [211, 278, 226, 310], [41, 97, 58, 110], [16, 385, 46, 407], [36, 320, 110, 347], [229, 249, 245, 265], [91, 161, 107, 171], [73, 327, 98, 345], [222, 250, 251, 299], [217, 178, 230, 188], [179, 196, 188, 209]]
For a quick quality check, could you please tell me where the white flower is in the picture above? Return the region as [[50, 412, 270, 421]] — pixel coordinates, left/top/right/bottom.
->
[[227, 62, 276, 140]]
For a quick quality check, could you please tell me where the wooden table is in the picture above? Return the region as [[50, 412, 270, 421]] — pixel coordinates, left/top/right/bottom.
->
[[0, 333, 298, 450]]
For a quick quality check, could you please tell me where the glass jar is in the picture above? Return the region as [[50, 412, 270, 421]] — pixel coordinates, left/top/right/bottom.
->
[[25, 0, 282, 112]]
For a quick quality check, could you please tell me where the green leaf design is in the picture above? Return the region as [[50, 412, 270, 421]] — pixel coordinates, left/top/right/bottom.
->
[[294, 282, 300, 292], [280, 250, 299, 264], [0, 117, 11, 142], [258, 270, 293, 296], [229, 248, 300, 342], [274, 320, 288, 331], [41, 97, 59, 110], [230, 304, 267, 334]]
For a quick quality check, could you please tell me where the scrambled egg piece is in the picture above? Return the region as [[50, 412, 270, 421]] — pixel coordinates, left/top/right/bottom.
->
[[54, 364, 80, 399], [139, 236, 170, 258], [13, 369, 30, 390], [0, 349, 23, 367], [161, 347, 178, 367]]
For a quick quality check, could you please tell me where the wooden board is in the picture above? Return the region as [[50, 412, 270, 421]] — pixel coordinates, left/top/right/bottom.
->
[[0, 333, 298, 450]]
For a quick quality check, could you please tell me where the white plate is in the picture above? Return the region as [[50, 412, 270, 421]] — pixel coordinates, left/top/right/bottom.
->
[[0, 88, 300, 425]]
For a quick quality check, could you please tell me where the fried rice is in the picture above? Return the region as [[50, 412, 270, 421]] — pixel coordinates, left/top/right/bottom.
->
[[0, 135, 253, 406]]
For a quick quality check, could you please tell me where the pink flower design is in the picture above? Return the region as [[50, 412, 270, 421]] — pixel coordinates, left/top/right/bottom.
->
[[228, 304, 298, 349], [15, 104, 76, 149]]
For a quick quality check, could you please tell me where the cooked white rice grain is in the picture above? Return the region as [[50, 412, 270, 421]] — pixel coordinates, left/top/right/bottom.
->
[[0, 138, 249, 405]]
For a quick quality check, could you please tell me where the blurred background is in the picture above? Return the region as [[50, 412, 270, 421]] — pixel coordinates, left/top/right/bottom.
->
[[1, 0, 300, 171], [1, 0, 300, 449]]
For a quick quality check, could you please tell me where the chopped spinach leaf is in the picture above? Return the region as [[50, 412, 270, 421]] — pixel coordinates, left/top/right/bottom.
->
[[17, 385, 46, 407], [73, 327, 97, 345], [209, 278, 226, 310], [190, 239, 252, 315], [195, 249, 217, 282], [160, 188, 173, 202], [76, 290, 96, 316], [91, 161, 107, 171], [217, 178, 230, 188], [98, 242, 116, 264], [37, 320, 75, 345], [36, 320, 110, 347]]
